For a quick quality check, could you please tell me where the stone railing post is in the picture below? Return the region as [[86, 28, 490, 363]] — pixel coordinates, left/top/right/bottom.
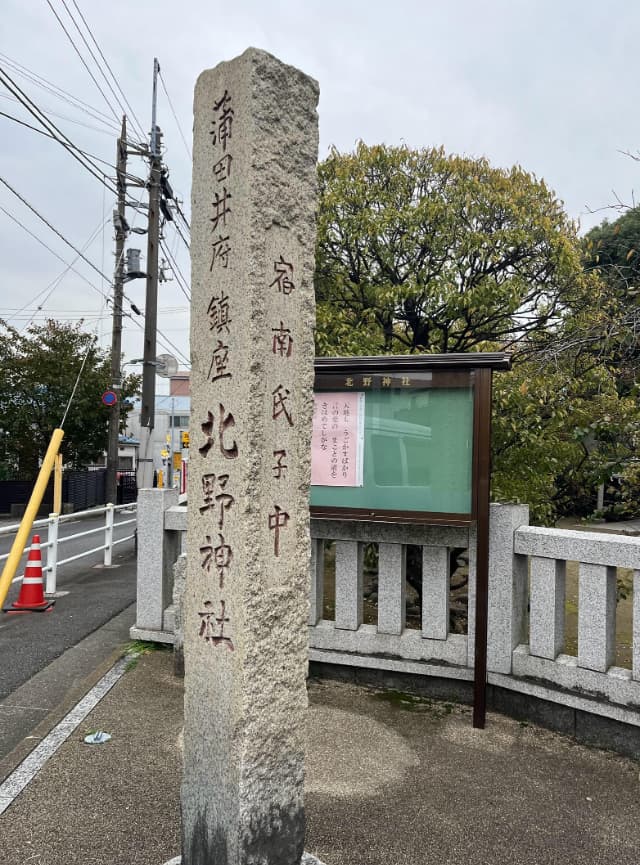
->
[[634, 570, 640, 683], [135, 487, 180, 632], [309, 537, 325, 625], [173, 552, 187, 677], [486, 503, 529, 674]]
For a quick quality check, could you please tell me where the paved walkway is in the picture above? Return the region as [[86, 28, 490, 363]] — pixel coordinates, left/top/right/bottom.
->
[[0, 640, 639, 865]]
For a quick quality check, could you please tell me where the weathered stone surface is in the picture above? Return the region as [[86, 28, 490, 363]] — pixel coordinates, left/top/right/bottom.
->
[[494, 653, 640, 726], [634, 570, 640, 682], [485, 503, 529, 675], [515, 524, 640, 569], [334, 541, 364, 631], [309, 620, 468, 666], [183, 48, 318, 864], [134, 488, 180, 632], [578, 563, 616, 673], [172, 553, 187, 676], [309, 539, 324, 626], [529, 556, 565, 660], [377, 543, 406, 635], [421, 545, 449, 641]]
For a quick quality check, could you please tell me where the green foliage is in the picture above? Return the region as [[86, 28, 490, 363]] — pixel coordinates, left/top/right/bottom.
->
[[583, 206, 640, 295], [0, 319, 139, 479], [314, 142, 640, 524], [316, 142, 587, 356], [492, 358, 640, 524], [599, 461, 640, 522], [578, 208, 640, 398]]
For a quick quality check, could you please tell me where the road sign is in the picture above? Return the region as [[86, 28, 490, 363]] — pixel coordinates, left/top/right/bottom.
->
[[101, 391, 117, 406]]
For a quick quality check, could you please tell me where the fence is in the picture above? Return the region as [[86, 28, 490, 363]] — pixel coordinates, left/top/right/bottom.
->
[[0, 468, 138, 515], [130, 493, 640, 754], [0, 503, 137, 595]]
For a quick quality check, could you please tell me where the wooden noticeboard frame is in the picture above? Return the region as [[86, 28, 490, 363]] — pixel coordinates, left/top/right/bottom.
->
[[311, 353, 512, 728]]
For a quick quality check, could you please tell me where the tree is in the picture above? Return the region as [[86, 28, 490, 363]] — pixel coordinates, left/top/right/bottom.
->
[[491, 354, 640, 524], [316, 142, 589, 357], [581, 207, 640, 391], [0, 319, 139, 479], [583, 206, 640, 294], [314, 142, 640, 524]]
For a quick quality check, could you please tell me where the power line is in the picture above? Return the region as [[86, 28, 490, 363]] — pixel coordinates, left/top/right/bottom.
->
[[173, 199, 191, 232], [0, 65, 118, 196], [158, 69, 191, 159], [160, 238, 191, 302], [45, 0, 121, 124], [0, 175, 113, 283], [1, 93, 116, 136], [10, 216, 108, 330], [1, 206, 112, 299], [170, 216, 190, 251], [1, 199, 189, 364], [0, 51, 120, 130], [57, 0, 146, 142], [68, 0, 146, 141], [0, 108, 145, 186]]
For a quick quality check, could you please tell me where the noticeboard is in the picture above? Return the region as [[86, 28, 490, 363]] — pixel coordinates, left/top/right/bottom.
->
[[310, 354, 511, 526]]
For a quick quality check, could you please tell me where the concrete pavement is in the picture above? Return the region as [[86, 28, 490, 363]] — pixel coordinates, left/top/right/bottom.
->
[[1, 631, 639, 864]]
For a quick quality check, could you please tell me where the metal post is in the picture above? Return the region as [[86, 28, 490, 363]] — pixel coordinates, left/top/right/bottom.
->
[[138, 59, 162, 490], [53, 453, 63, 515], [0, 428, 64, 609], [472, 368, 493, 729], [106, 116, 128, 504], [104, 503, 114, 567], [171, 396, 176, 488], [45, 512, 59, 597]]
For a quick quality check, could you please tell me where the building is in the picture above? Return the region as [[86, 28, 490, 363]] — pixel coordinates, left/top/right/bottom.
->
[[125, 373, 191, 486]]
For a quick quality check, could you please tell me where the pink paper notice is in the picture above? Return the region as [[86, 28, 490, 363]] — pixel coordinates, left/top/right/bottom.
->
[[311, 392, 365, 487]]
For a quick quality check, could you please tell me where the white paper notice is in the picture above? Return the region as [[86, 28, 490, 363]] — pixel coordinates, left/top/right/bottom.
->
[[311, 392, 365, 486]]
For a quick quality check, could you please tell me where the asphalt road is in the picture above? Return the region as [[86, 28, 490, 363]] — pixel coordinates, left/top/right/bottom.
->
[[0, 513, 137, 703]]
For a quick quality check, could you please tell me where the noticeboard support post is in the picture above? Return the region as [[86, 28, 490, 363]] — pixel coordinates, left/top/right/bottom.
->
[[311, 354, 510, 730], [472, 367, 493, 729]]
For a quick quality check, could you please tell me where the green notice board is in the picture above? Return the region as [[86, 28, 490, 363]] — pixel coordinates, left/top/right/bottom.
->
[[310, 386, 474, 516]]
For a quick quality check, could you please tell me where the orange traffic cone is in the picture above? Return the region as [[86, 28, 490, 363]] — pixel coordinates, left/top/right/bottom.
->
[[3, 535, 55, 613]]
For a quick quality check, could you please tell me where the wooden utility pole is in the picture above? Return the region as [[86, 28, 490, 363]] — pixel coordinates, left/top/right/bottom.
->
[[137, 58, 162, 490], [106, 115, 127, 505]]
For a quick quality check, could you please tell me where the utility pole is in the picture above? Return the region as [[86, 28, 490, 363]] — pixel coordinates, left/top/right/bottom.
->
[[138, 58, 162, 489], [106, 115, 127, 505]]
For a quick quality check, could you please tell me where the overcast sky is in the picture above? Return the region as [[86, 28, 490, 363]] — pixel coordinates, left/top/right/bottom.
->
[[1, 0, 639, 384]]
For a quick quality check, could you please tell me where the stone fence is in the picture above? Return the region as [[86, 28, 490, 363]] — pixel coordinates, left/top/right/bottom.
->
[[131, 489, 640, 756]]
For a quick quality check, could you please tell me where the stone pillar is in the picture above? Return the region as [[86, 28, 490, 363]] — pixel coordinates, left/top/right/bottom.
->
[[134, 487, 180, 633], [485, 503, 529, 675], [378, 543, 406, 635], [421, 545, 449, 641], [529, 556, 565, 660], [183, 49, 318, 864], [578, 563, 617, 672]]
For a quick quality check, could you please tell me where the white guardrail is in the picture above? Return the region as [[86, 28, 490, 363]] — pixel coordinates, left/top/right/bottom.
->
[[0, 503, 137, 595]]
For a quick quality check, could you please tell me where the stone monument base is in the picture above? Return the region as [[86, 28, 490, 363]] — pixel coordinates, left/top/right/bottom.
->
[[164, 855, 325, 864]]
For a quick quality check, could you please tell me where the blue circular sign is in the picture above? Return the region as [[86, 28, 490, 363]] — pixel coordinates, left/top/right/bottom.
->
[[102, 390, 118, 406]]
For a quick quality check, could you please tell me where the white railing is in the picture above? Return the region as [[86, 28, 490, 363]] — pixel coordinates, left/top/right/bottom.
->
[[131, 493, 640, 732], [0, 503, 137, 595]]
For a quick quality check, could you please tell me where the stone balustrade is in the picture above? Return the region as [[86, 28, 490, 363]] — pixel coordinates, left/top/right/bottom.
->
[[130, 491, 640, 753], [510, 525, 640, 706]]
